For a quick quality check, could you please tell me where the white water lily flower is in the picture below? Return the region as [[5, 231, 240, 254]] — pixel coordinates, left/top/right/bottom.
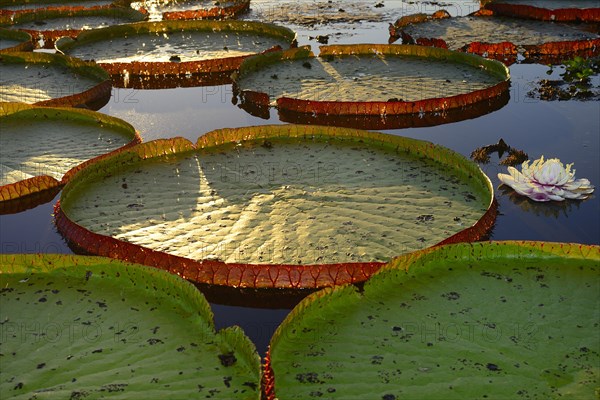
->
[[498, 156, 594, 202]]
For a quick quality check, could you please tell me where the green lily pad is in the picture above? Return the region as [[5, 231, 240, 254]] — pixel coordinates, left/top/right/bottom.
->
[[0, 7, 146, 48], [234, 44, 509, 121], [55, 125, 496, 289], [56, 20, 295, 88], [0, 253, 261, 399], [0, 103, 140, 207], [265, 241, 600, 399], [0, 28, 32, 52], [0, 0, 121, 14], [394, 12, 600, 61], [0, 52, 111, 108]]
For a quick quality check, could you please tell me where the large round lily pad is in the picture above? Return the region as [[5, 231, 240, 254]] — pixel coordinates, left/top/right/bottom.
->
[[56, 20, 296, 88], [265, 241, 600, 399], [483, 0, 600, 22], [0, 52, 112, 108], [233, 44, 509, 124], [393, 11, 600, 61], [55, 125, 496, 289], [0, 7, 146, 48], [0, 253, 261, 399], [0, 103, 141, 211], [0, 27, 32, 52]]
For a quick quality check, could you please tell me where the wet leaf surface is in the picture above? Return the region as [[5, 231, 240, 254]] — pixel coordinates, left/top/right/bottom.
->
[[0, 254, 260, 399], [266, 241, 600, 399]]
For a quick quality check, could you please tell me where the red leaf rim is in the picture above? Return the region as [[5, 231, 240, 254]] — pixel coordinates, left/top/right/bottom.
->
[[162, 0, 250, 21], [484, 2, 600, 22], [55, 20, 296, 82], [0, 51, 112, 109], [1, 7, 146, 48], [0, 103, 141, 206], [262, 241, 600, 399], [235, 44, 510, 117], [0, 28, 33, 52], [0, 0, 132, 17], [396, 11, 600, 63], [55, 125, 497, 290], [276, 90, 510, 130]]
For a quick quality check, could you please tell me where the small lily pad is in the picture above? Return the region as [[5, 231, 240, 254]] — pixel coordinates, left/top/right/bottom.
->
[[234, 44, 509, 124], [265, 241, 600, 399], [483, 0, 600, 22], [0, 103, 141, 208], [0, 51, 111, 108], [0, 253, 261, 399], [0, 27, 32, 52], [56, 20, 296, 88], [0, 7, 146, 48], [130, 0, 250, 22], [393, 11, 600, 62], [0, 0, 120, 15], [55, 125, 496, 289]]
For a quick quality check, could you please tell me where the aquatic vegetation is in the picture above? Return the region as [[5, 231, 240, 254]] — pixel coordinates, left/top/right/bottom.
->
[[498, 156, 595, 202], [0, 254, 260, 399], [265, 241, 600, 399], [55, 125, 496, 289]]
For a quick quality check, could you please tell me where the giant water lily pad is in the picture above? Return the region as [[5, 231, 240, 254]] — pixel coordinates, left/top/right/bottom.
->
[[130, 0, 249, 22], [55, 125, 496, 289], [56, 20, 296, 88], [0, 27, 32, 52], [483, 0, 600, 22], [393, 12, 600, 61], [0, 0, 124, 16], [0, 103, 141, 211], [0, 253, 261, 399], [234, 44, 509, 124], [265, 241, 600, 399], [0, 52, 111, 107], [0, 7, 146, 48]]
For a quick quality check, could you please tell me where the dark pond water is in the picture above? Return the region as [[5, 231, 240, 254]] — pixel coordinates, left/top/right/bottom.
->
[[1, 1, 599, 356]]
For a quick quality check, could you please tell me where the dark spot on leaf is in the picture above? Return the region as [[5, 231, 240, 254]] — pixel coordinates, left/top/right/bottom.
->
[[486, 363, 500, 371], [302, 61, 312, 69], [121, 183, 128, 189], [38, 297, 47, 302], [218, 352, 236, 367], [383, 395, 396, 400], [243, 381, 257, 390], [296, 372, 322, 384], [37, 363, 46, 369], [92, 349, 103, 354], [580, 347, 589, 353], [147, 338, 163, 345], [442, 292, 460, 301], [223, 376, 232, 387], [14, 382, 23, 390], [177, 346, 185, 352]]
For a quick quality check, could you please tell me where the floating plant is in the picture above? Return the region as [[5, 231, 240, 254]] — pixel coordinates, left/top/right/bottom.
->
[[130, 0, 250, 22], [0, 0, 126, 16], [55, 125, 496, 289], [56, 20, 296, 89], [0, 253, 261, 399], [0, 51, 111, 107], [498, 156, 595, 202], [391, 10, 600, 63], [264, 241, 600, 399], [482, 0, 600, 22], [0, 6, 146, 48], [0, 27, 32, 52], [0, 103, 141, 212], [233, 44, 509, 127]]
